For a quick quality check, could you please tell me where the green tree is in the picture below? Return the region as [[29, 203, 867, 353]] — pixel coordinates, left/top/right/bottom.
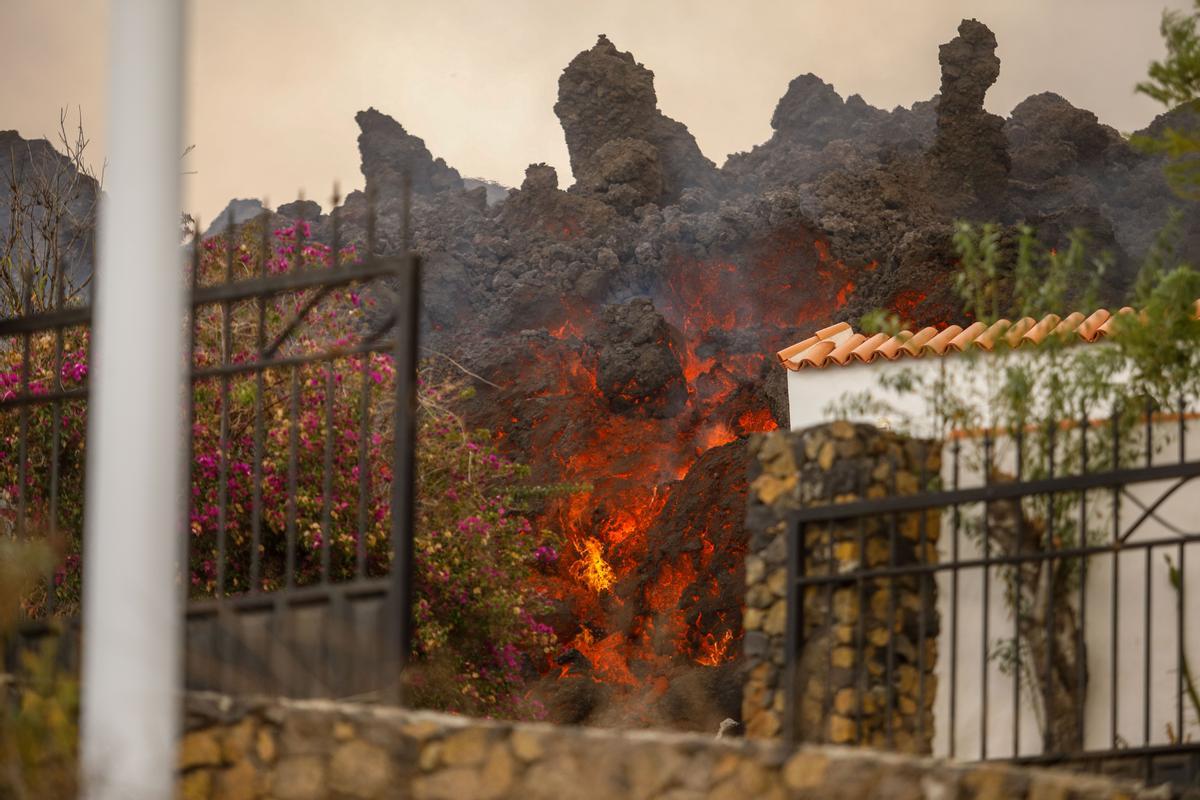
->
[[1134, 0, 1200, 199]]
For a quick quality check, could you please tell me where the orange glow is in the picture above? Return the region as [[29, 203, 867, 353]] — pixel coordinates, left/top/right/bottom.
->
[[570, 628, 639, 686], [500, 230, 878, 694], [695, 629, 735, 667], [737, 408, 777, 433], [891, 289, 928, 323], [569, 536, 616, 593]]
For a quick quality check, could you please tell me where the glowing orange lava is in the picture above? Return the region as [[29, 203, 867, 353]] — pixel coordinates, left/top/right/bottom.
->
[[569, 536, 616, 593], [504, 229, 886, 692]]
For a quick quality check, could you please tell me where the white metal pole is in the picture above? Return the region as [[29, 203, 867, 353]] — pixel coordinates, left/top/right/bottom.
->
[[80, 1, 186, 797]]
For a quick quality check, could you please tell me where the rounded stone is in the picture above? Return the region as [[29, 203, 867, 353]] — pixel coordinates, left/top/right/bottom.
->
[[782, 753, 829, 790], [441, 727, 491, 767], [180, 769, 214, 800], [214, 759, 261, 800], [272, 755, 326, 800], [509, 730, 545, 762], [330, 740, 394, 799], [762, 600, 788, 635], [180, 731, 223, 770]]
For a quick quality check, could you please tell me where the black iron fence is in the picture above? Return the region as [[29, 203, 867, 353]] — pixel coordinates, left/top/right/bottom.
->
[[1, 189, 419, 702], [785, 406, 1200, 789]]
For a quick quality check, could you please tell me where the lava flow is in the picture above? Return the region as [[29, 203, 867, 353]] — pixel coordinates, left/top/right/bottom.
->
[[476, 227, 870, 709]]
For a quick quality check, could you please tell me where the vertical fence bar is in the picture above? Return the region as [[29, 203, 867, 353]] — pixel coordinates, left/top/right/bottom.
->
[[1076, 412, 1088, 748], [286, 368, 300, 588], [854, 470, 867, 744], [1177, 396, 1186, 742], [356, 354, 372, 579], [389, 177, 420, 700], [320, 367, 335, 582], [916, 441, 929, 749], [46, 277, 65, 615], [1043, 421, 1058, 755], [1012, 426, 1024, 757], [784, 517, 801, 744], [215, 212, 234, 598], [1110, 409, 1121, 748], [886, 453, 898, 748], [248, 209, 269, 593], [1144, 546, 1152, 750], [822, 477, 835, 743], [15, 308, 30, 539], [949, 438, 961, 759], [981, 431, 992, 760]]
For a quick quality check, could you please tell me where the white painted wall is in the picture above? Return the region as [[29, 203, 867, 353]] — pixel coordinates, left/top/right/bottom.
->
[[930, 421, 1200, 759], [786, 351, 1200, 757]]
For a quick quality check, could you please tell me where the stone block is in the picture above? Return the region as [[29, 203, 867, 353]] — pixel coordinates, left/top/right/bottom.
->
[[509, 729, 545, 762], [280, 712, 330, 757], [214, 759, 262, 800], [181, 769, 214, 800], [744, 606, 765, 631], [763, 534, 788, 565], [782, 753, 829, 790], [221, 718, 257, 765], [831, 647, 855, 669], [745, 710, 781, 739], [743, 631, 769, 659], [272, 755, 326, 800], [478, 743, 518, 799], [181, 730, 224, 770], [330, 740, 394, 799], [413, 767, 482, 800], [255, 728, 277, 765], [441, 727, 491, 767], [747, 583, 775, 609], [628, 745, 685, 799], [418, 741, 443, 771], [745, 554, 766, 586], [817, 441, 836, 470], [763, 600, 788, 635], [766, 568, 788, 597], [829, 714, 857, 743]]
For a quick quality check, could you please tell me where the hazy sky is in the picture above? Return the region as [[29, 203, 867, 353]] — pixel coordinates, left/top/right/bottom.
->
[[3, 0, 1192, 222]]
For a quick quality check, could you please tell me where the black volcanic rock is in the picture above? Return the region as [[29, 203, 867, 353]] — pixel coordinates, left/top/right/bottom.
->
[[928, 19, 1011, 211], [587, 298, 687, 418], [0, 130, 98, 300], [555, 34, 720, 207], [203, 198, 268, 238], [723, 74, 937, 193], [1006, 92, 1131, 183], [276, 198, 323, 221], [355, 107, 463, 198], [770, 74, 891, 147]]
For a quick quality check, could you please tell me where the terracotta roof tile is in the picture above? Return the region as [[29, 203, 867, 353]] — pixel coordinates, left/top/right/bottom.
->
[[776, 302, 1200, 370]]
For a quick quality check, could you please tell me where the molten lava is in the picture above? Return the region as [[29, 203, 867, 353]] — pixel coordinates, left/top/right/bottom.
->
[[483, 227, 883, 707], [569, 536, 616, 593]]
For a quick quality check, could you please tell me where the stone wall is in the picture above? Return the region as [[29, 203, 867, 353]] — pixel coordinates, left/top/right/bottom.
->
[[178, 692, 1168, 800], [742, 422, 940, 753]]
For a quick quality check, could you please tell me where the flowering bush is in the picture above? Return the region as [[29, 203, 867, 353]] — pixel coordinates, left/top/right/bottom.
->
[[0, 220, 564, 719], [409, 384, 563, 718]]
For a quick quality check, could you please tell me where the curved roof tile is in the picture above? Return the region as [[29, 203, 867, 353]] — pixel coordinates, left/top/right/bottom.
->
[[776, 302, 1200, 370]]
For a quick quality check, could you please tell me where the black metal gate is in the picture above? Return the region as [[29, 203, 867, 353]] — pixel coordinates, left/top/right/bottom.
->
[[1, 191, 419, 702]]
